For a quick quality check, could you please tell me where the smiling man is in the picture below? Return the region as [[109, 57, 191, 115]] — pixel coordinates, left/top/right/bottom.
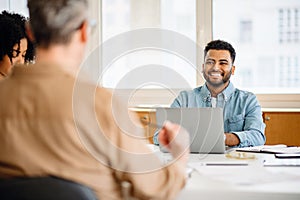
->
[[154, 40, 266, 148]]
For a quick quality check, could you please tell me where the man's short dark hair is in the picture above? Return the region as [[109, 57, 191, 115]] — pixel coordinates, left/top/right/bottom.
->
[[204, 40, 236, 64]]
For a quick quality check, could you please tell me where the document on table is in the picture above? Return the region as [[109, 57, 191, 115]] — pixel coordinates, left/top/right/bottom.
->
[[264, 158, 300, 166], [188, 163, 298, 185], [236, 145, 300, 154]]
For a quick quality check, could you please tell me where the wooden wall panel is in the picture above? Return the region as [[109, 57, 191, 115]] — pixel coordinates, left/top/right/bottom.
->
[[263, 112, 300, 146]]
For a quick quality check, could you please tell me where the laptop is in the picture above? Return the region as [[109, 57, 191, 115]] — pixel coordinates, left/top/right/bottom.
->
[[156, 107, 225, 154]]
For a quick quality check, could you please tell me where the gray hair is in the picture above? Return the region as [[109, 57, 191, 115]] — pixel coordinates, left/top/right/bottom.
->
[[27, 0, 89, 48]]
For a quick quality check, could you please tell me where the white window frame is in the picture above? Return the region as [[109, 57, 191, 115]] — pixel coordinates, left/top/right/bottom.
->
[[3, 0, 298, 108], [95, 0, 300, 108], [209, 0, 300, 108]]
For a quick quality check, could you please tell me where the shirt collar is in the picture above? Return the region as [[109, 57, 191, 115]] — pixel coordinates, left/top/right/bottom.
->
[[199, 81, 235, 102], [222, 81, 235, 101]]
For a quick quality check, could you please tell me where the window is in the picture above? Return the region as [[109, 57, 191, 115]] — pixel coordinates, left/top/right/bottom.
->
[[278, 8, 299, 43], [213, 0, 300, 94], [101, 0, 197, 90], [0, 0, 28, 17], [2, 0, 300, 108], [239, 20, 252, 43]]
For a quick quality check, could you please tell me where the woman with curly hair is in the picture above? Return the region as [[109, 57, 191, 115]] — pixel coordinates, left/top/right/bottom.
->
[[0, 10, 35, 80]]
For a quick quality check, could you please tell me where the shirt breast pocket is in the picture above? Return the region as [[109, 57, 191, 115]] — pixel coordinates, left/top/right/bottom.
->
[[226, 114, 245, 132]]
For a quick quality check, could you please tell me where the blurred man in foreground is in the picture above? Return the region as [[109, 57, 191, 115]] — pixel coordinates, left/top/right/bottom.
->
[[0, 0, 190, 199]]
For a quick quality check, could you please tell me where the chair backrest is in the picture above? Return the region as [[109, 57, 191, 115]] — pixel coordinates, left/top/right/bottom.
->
[[0, 176, 98, 200]]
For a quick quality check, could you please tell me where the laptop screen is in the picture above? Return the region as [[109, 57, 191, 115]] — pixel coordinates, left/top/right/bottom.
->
[[156, 107, 225, 154]]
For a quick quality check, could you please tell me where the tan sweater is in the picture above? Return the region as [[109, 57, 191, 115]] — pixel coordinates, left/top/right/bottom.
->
[[0, 63, 186, 200]]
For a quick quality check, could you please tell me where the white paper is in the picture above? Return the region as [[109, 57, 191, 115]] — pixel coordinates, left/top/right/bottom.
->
[[188, 163, 298, 186]]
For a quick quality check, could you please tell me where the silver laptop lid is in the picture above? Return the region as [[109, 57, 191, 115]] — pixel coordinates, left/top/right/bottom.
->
[[156, 107, 225, 154]]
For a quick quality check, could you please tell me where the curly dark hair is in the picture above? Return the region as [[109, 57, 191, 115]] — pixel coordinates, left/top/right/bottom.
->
[[0, 10, 35, 63], [204, 40, 236, 64]]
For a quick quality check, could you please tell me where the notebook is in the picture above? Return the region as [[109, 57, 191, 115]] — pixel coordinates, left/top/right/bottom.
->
[[156, 107, 225, 154]]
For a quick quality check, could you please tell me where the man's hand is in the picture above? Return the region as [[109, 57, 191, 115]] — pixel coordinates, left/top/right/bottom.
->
[[225, 133, 240, 146], [158, 121, 190, 163]]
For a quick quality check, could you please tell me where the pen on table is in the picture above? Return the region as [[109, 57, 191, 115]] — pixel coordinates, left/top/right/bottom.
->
[[205, 162, 248, 166]]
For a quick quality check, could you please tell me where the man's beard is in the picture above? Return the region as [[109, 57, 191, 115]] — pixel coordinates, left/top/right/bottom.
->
[[203, 69, 232, 88]]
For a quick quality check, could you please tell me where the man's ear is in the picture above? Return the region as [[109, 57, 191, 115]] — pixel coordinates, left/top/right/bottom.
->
[[202, 63, 205, 72], [25, 22, 35, 43], [231, 65, 236, 75], [79, 20, 89, 43]]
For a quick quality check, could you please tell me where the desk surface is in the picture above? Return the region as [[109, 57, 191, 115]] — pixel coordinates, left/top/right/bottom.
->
[[156, 150, 300, 200]]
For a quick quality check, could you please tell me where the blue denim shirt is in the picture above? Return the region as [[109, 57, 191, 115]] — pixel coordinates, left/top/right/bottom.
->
[[153, 82, 266, 147]]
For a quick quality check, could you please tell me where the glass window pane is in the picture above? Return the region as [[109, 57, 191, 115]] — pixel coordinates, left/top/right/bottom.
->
[[0, 0, 10, 11], [10, 0, 28, 16], [0, 0, 28, 17], [102, 0, 196, 89], [213, 0, 300, 94]]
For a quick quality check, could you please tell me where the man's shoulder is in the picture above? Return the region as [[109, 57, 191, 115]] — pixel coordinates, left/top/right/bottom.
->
[[95, 86, 113, 98], [232, 88, 258, 103], [72, 79, 113, 103], [234, 88, 255, 96], [176, 87, 201, 99], [180, 86, 203, 94]]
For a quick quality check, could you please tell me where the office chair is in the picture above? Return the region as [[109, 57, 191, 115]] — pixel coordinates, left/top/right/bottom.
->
[[0, 176, 98, 200]]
